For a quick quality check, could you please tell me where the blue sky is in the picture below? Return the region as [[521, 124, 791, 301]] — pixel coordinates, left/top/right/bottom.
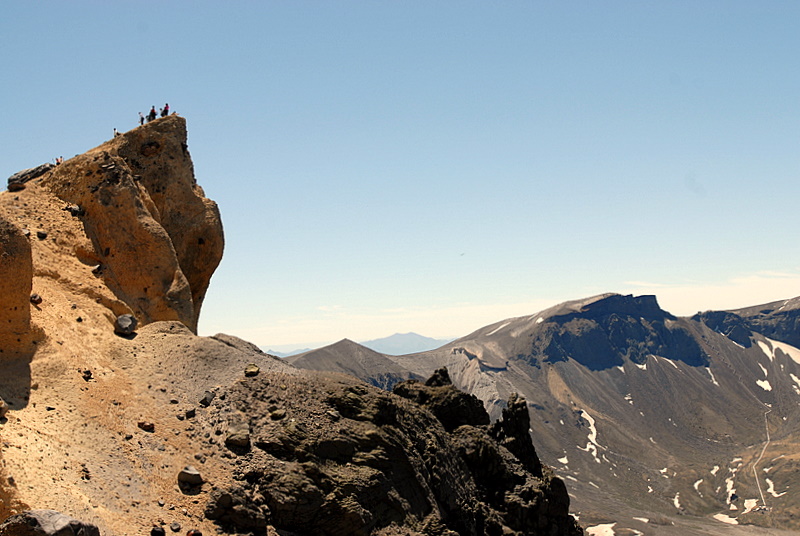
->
[[3, 2, 799, 351]]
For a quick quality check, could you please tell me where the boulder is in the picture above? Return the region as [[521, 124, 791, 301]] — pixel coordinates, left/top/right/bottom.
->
[[224, 411, 251, 449], [114, 314, 138, 335], [0, 509, 100, 536], [6, 163, 54, 192], [178, 465, 203, 486]]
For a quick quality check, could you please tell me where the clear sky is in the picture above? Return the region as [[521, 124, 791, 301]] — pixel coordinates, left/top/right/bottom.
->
[[3, 2, 799, 352]]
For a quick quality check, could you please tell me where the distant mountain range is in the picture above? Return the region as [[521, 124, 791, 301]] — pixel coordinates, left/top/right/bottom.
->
[[360, 332, 452, 355], [288, 292, 800, 534], [266, 332, 451, 358]]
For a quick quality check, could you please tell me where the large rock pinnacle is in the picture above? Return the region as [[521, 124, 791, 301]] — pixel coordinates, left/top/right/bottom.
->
[[38, 115, 223, 332]]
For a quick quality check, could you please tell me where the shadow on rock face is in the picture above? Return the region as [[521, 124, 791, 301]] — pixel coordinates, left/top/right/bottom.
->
[[0, 348, 36, 413]]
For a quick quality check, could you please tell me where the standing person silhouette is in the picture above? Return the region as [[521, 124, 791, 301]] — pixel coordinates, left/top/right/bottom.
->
[[161, 103, 169, 117], [148, 106, 157, 122], [139, 112, 145, 125]]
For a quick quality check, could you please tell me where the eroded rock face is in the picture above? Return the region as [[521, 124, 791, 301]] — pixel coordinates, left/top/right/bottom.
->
[[0, 509, 100, 536], [38, 116, 223, 332], [392, 367, 490, 432], [204, 369, 582, 536], [0, 214, 32, 354]]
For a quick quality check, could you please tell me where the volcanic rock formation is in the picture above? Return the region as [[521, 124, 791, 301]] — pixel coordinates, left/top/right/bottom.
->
[[0, 118, 582, 536]]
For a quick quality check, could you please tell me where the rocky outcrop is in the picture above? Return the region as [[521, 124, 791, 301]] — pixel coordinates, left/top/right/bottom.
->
[[36, 116, 223, 332], [392, 367, 490, 432], [6, 164, 54, 193], [728, 297, 800, 348], [489, 393, 543, 478], [0, 214, 32, 354], [0, 510, 99, 536], [691, 310, 753, 347], [204, 369, 582, 536]]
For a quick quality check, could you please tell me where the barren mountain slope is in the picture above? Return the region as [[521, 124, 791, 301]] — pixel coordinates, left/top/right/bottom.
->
[[0, 118, 582, 536], [343, 294, 800, 535], [288, 339, 420, 390]]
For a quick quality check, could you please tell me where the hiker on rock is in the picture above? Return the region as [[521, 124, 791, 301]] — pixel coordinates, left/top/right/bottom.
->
[[161, 103, 169, 117], [139, 112, 145, 126], [148, 106, 157, 122]]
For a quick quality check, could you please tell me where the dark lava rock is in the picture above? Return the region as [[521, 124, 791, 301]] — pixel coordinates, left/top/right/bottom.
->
[[532, 294, 708, 370], [692, 310, 753, 348], [204, 487, 267, 531], [114, 314, 138, 335], [199, 391, 215, 407], [137, 421, 155, 432], [7, 163, 54, 192], [489, 393, 543, 477], [0, 509, 100, 536], [393, 367, 490, 432], [205, 371, 582, 536]]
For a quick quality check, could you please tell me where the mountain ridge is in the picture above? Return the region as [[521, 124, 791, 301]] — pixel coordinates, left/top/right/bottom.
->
[[290, 292, 800, 534], [0, 118, 584, 535]]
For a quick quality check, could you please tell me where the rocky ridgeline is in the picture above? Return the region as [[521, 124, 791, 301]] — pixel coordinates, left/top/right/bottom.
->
[[0, 119, 583, 535], [203, 367, 581, 536]]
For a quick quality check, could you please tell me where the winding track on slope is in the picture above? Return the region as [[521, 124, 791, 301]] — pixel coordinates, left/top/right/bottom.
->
[[708, 336, 773, 509], [752, 408, 771, 507]]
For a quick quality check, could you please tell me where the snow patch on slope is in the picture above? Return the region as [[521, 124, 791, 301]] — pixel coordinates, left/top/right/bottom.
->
[[577, 410, 603, 464]]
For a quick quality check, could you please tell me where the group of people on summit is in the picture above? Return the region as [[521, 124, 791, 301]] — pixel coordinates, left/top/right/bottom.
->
[[139, 103, 170, 125]]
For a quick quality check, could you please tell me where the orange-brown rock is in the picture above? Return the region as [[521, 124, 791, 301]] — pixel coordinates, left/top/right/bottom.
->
[[0, 214, 32, 355], [38, 115, 223, 332]]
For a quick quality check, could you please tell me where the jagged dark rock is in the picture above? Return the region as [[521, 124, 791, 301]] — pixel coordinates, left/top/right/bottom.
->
[[6, 164, 54, 192], [489, 393, 543, 478], [0, 510, 100, 536], [204, 371, 582, 536], [204, 487, 267, 531], [729, 297, 800, 348], [393, 367, 489, 432], [692, 310, 753, 347]]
